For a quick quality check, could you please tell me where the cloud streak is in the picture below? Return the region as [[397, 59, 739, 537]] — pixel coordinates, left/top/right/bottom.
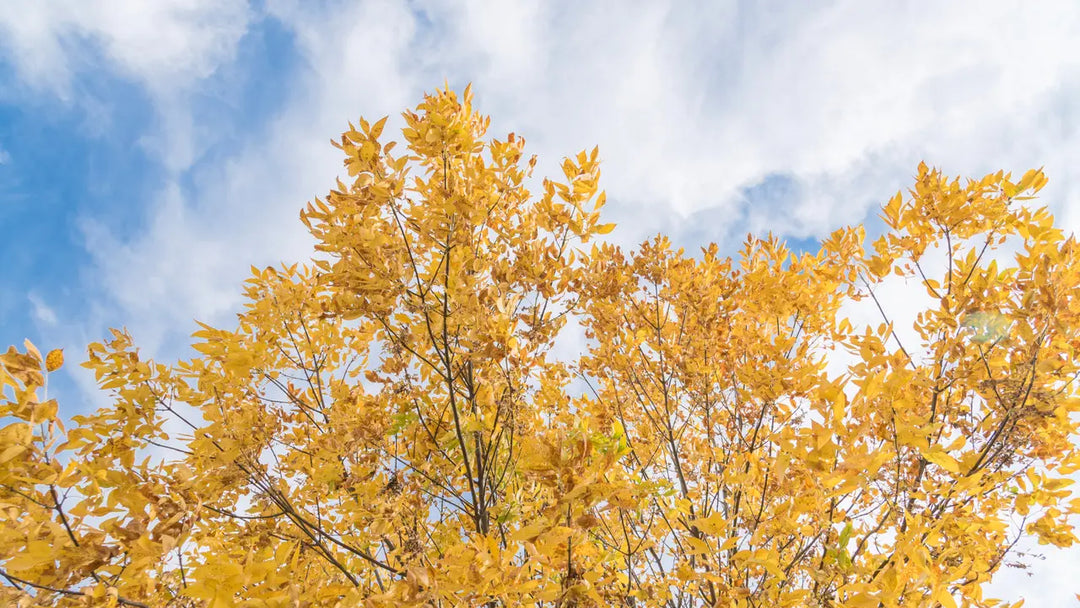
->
[[0, 0, 249, 96]]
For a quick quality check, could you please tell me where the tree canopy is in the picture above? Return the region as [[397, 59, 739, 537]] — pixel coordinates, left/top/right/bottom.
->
[[2, 86, 1079, 608]]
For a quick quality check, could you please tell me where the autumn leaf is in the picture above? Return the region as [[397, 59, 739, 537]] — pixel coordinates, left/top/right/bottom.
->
[[45, 348, 64, 372]]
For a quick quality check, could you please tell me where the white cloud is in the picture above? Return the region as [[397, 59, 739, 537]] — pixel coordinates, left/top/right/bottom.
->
[[322, 0, 1078, 252], [0, 0, 249, 97], [27, 292, 58, 327], [5, 0, 1080, 602], [0, 0, 252, 173], [0, 145, 9, 165], [81, 184, 250, 354]]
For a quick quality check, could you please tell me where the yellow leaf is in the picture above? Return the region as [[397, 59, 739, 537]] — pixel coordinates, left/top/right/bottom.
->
[[0, 444, 25, 464], [935, 588, 958, 608], [1, 347, 43, 385], [0, 422, 32, 445], [45, 348, 64, 372], [370, 116, 388, 139], [5, 539, 54, 570], [718, 536, 738, 552], [32, 398, 58, 423], [846, 592, 882, 608], [23, 339, 42, 363], [922, 447, 960, 474], [684, 536, 712, 556], [509, 523, 547, 543], [692, 512, 727, 536]]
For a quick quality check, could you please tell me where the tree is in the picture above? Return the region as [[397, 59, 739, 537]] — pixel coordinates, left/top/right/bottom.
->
[[2, 86, 1078, 608]]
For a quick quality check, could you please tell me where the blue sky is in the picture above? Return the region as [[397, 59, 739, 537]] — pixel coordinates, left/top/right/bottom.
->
[[2, 1, 1080, 601]]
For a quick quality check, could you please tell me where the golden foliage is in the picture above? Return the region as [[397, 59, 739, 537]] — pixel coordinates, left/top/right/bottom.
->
[[2, 87, 1078, 608]]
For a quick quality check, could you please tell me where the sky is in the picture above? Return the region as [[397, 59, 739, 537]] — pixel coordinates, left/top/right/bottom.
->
[[1, 0, 1079, 602]]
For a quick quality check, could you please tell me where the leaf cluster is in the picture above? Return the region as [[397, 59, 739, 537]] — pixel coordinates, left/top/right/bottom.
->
[[2, 88, 1079, 608]]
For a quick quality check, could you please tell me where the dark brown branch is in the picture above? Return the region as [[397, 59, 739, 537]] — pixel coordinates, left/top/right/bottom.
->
[[0, 570, 150, 608]]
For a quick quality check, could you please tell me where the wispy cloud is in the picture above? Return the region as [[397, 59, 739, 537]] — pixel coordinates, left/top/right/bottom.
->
[[0, 0, 253, 176], [27, 292, 58, 326], [0, 0, 250, 96]]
